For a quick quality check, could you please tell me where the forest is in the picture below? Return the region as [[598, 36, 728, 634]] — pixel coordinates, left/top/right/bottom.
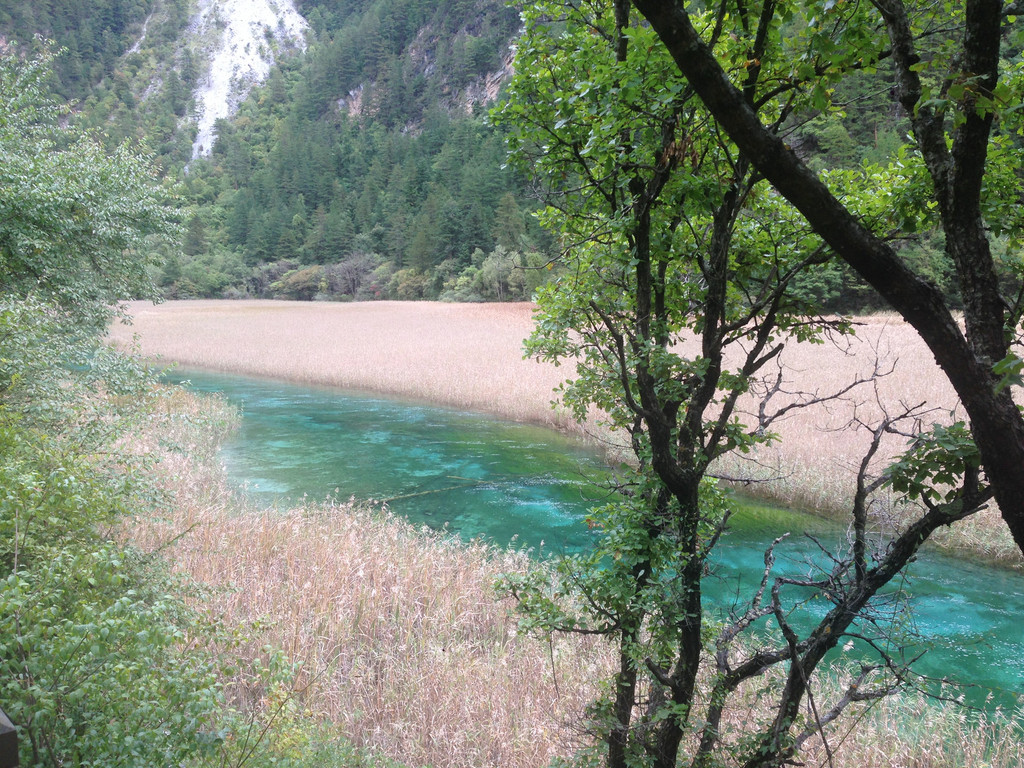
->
[[5, 0, 1018, 309]]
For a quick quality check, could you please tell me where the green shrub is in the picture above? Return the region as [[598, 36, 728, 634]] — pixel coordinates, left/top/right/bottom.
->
[[0, 412, 226, 767]]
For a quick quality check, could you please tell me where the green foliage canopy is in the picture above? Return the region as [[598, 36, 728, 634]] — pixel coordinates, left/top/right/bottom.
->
[[496, 2, 998, 767], [0, 45, 174, 329], [0, 48, 243, 768]]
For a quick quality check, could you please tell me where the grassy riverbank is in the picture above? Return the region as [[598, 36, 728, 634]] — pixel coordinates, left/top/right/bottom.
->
[[112, 299, 1020, 566], [127, 384, 1022, 768]]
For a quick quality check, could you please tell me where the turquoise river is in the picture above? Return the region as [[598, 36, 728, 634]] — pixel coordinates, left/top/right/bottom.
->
[[173, 369, 1024, 711]]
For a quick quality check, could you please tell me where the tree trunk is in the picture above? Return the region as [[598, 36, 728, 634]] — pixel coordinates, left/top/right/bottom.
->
[[630, 0, 1024, 556]]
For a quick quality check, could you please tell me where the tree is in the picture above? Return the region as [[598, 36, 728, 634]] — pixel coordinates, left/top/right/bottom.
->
[[0, 44, 174, 330], [496, 3, 996, 767], [628, 0, 1024, 553], [0, 47, 234, 767], [492, 192, 527, 251], [0, 47, 315, 767], [475, 246, 527, 300], [183, 213, 208, 257]]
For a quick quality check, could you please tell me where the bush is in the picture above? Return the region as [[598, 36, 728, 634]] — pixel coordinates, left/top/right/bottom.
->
[[0, 401, 227, 767]]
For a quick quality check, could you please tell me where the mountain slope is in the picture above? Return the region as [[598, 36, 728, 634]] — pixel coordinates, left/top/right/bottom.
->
[[0, 0, 159, 99], [163, 0, 545, 301], [1, 0, 547, 302], [188, 0, 308, 159]]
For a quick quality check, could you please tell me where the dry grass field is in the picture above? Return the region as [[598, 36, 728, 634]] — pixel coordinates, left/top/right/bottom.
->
[[125, 387, 1022, 768], [127, 389, 610, 768], [112, 299, 576, 427], [110, 299, 1019, 565]]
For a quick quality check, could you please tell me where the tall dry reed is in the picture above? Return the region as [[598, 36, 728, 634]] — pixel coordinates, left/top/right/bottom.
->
[[127, 388, 607, 768], [112, 300, 578, 428], [125, 386, 1022, 768]]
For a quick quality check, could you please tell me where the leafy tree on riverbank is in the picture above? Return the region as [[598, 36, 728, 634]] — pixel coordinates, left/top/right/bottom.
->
[[0, 47, 345, 768], [0, 45, 216, 766], [0, 44, 174, 330], [495, 2, 1004, 766], [629, 0, 1024, 559]]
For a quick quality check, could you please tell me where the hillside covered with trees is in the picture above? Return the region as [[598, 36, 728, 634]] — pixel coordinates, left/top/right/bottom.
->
[[7, 0, 1017, 309], [2, 0, 559, 303], [0, 0, 165, 98]]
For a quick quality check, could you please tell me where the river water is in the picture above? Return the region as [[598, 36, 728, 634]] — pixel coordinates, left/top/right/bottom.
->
[[173, 369, 1024, 710]]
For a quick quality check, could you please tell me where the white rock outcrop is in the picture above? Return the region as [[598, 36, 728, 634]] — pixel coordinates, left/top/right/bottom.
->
[[189, 0, 308, 159]]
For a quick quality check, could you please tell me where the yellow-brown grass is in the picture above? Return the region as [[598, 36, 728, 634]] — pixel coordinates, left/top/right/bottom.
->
[[126, 387, 1022, 768], [127, 388, 607, 768], [112, 299, 577, 428], [707, 315, 1017, 562], [110, 300, 1020, 566]]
